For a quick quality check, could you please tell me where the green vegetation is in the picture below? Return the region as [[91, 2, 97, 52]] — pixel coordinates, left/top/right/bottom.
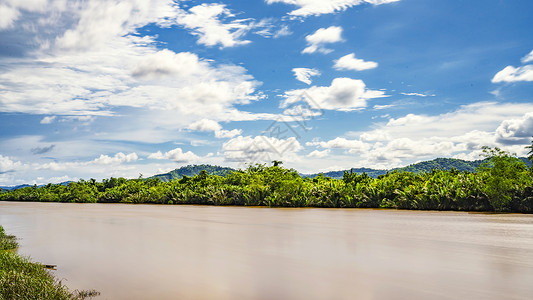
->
[[0, 226, 99, 299], [302, 157, 531, 179], [1, 147, 533, 212], [150, 164, 235, 182]]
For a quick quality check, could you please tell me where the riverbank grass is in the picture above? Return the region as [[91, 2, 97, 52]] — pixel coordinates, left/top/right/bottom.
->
[[0, 225, 99, 300]]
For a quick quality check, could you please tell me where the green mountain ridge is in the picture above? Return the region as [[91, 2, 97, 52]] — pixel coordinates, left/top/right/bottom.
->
[[150, 157, 532, 181], [150, 164, 235, 182]]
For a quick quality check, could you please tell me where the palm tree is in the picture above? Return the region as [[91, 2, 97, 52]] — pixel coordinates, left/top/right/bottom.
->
[[272, 160, 283, 167], [526, 136, 533, 162]]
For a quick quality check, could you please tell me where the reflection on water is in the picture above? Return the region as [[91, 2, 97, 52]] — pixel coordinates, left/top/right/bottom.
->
[[1, 202, 533, 300]]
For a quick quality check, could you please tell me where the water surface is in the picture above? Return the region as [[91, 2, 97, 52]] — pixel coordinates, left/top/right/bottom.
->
[[1, 202, 533, 299]]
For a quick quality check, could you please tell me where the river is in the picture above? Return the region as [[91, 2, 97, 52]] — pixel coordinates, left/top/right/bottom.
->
[[1, 202, 533, 299]]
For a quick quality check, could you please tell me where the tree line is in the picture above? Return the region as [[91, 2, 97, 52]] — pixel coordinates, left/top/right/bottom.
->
[[1, 146, 533, 212]]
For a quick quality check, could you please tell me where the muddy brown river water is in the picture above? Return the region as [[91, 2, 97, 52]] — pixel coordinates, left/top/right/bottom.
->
[[1, 202, 533, 299]]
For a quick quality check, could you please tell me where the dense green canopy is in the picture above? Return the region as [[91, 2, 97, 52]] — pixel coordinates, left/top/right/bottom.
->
[[2, 147, 533, 212]]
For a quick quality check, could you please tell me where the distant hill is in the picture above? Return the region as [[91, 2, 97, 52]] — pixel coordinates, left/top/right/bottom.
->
[[0, 184, 33, 191], [0, 181, 72, 192], [151, 164, 235, 182], [302, 157, 532, 179], [395, 157, 487, 174]]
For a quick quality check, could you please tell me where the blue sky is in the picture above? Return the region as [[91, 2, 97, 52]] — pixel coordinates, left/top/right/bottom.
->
[[1, 0, 533, 185]]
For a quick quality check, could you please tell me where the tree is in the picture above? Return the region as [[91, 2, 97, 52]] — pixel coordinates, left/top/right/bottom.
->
[[526, 136, 533, 163], [478, 146, 528, 211], [272, 160, 283, 167]]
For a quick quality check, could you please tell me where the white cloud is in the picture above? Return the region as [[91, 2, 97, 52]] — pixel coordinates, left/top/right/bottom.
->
[[148, 148, 200, 163], [400, 92, 435, 97], [188, 119, 222, 132], [40, 116, 56, 124], [214, 129, 242, 139], [273, 25, 292, 38], [265, 0, 400, 17], [373, 104, 395, 110], [0, 4, 20, 29], [342, 102, 533, 167], [308, 137, 371, 152], [176, 3, 254, 48], [281, 77, 387, 111], [492, 65, 533, 83], [521, 50, 533, 64], [495, 112, 533, 144], [223, 136, 302, 162], [132, 50, 208, 80], [292, 68, 321, 84], [307, 149, 330, 158], [93, 152, 138, 165], [188, 119, 242, 139], [0, 0, 269, 126], [334, 53, 378, 71], [0, 154, 22, 173], [302, 26, 343, 54]]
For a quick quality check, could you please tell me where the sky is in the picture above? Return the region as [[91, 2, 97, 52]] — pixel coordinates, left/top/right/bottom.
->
[[0, 0, 533, 186]]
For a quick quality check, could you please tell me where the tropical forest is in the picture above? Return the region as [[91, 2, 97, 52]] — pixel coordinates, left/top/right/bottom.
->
[[2, 145, 533, 213]]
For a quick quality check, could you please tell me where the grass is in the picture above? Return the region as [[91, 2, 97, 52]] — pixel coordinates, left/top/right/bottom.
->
[[0, 225, 99, 300]]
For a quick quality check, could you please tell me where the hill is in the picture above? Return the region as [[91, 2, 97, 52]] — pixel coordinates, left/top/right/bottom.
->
[[302, 157, 532, 179], [0, 181, 72, 192], [151, 164, 235, 182]]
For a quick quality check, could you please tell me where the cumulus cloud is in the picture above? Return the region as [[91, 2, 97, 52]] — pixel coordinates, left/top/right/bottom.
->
[[1, 151, 138, 174], [148, 148, 199, 163], [176, 3, 254, 48], [0, 4, 20, 29], [0, 155, 22, 173], [292, 68, 321, 84], [0, 0, 267, 124], [223, 136, 302, 162], [188, 119, 242, 139], [492, 50, 533, 83], [40, 116, 56, 124], [265, 0, 400, 17], [342, 102, 533, 167], [521, 50, 533, 64], [281, 77, 387, 111], [307, 137, 371, 153], [495, 112, 533, 144], [492, 65, 533, 83], [302, 26, 343, 54], [307, 149, 330, 158], [132, 50, 207, 80], [93, 152, 138, 165], [334, 53, 378, 71], [188, 119, 223, 132]]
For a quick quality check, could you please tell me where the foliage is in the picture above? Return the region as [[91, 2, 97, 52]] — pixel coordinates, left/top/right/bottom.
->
[[302, 157, 531, 179], [527, 136, 533, 163], [150, 164, 235, 182], [0, 226, 18, 251], [477, 147, 530, 211], [1, 148, 533, 212]]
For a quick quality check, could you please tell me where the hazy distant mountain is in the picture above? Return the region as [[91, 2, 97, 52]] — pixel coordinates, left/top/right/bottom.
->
[[0, 181, 72, 192]]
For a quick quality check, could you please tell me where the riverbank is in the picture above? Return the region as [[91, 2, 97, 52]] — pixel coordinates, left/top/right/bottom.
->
[[0, 225, 99, 299], [1, 157, 533, 212]]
